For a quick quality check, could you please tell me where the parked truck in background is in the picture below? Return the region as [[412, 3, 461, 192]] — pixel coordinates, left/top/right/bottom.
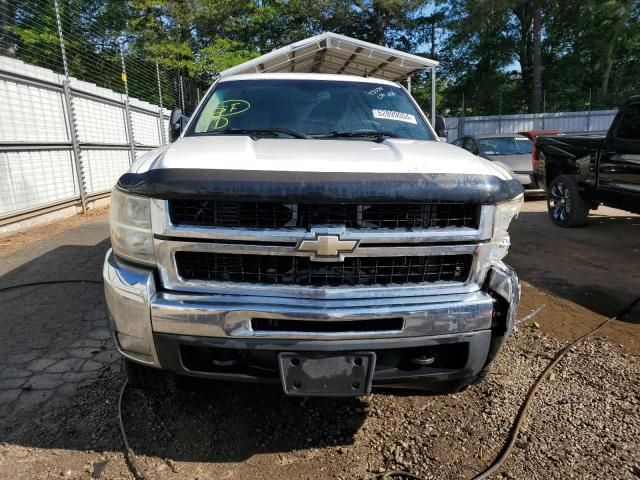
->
[[534, 96, 640, 227], [104, 73, 524, 397]]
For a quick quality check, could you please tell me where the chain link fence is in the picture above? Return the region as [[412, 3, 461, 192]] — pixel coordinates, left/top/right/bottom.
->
[[438, 88, 632, 118], [0, 0, 210, 228], [0, 0, 209, 115]]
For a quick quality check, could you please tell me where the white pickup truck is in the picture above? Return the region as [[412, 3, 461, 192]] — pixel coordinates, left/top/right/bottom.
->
[[104, 73, 523, 396]]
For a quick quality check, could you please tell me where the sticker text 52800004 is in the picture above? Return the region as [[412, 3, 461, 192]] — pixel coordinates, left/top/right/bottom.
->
[[372, 109, 416, 124]]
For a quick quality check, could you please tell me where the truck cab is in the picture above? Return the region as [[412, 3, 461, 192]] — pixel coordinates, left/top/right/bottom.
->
[[104, 73, 523, 396], [535, 96, 640, 227]]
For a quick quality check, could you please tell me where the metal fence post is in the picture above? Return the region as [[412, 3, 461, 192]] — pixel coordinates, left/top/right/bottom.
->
[[62, 80, 88, 213], [460, 93, 465, 137], [119, 45, 136, 163], [586, 88, 592, 132], [179, 74, 185, 112], [498, 94, 502, 133], [54, 0, 87, 213], [430, 67, 436, 125], [542, 90, 546, 130], [155, 62, 166, 145]]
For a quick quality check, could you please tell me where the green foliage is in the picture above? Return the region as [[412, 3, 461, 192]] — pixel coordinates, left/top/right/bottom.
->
[[195, 38, 258, 76], [2, 0, 639, 115], [542, 0, 640, 111]]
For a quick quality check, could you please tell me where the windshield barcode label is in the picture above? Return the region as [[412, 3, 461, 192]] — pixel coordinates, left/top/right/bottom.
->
[[372, 109, 417, 124]]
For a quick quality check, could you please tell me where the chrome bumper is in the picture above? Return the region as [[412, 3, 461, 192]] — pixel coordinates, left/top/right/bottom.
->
[[103, 249, 520, 369]]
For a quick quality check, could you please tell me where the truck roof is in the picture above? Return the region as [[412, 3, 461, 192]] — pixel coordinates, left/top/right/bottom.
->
[[217, 72, 400, 87]]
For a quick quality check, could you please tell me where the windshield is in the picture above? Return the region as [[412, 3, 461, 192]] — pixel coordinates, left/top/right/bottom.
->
[[188, 79, 434, 141], [477, 137, 533, 155]]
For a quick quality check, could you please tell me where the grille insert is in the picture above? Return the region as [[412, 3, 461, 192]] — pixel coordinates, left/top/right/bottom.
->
[[251, 318, 404, 333], [169, 200, 293, 228], [169, 200, 479, 230], [175, 252, 473, 287]]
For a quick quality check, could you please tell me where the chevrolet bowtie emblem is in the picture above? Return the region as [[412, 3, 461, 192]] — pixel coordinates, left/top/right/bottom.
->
[[298, 235, 357, 260]]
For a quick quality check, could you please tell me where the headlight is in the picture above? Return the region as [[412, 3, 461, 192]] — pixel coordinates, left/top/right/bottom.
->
[[110, 188, 155, 266], [490, 194, 524, 263]]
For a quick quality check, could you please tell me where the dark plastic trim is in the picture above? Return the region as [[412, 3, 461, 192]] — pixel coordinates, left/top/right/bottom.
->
[[117, 169, 524, 204]]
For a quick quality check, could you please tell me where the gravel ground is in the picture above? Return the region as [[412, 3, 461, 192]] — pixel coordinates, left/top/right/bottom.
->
[[1, 204, 639, 480], [1, 308, 638, 480]]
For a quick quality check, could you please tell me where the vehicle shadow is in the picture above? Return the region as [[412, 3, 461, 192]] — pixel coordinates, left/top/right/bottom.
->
[[0, 235, 365, 462], [0, 238, 116, 442], [508, 208, 640, 318], [121, 380, 366, 462]]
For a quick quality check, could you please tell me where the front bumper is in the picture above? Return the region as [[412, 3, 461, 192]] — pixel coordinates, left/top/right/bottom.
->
[[103, 249, 519, 389]]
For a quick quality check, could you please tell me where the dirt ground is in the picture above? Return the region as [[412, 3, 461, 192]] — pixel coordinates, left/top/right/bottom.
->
[[0, 200, 638, 480], [508, 201, 640, 322]]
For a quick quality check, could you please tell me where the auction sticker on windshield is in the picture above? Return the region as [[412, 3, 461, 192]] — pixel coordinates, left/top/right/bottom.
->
[[372, 109, 417, 124]]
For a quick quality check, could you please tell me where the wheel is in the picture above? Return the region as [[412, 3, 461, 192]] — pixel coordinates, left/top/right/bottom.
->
[[547, 175, 590, 227], [123, 358, 176, 391]]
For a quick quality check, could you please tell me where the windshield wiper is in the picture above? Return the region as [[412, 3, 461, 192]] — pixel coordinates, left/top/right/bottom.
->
[[205, 128, 308, 139], [312, 130, 401, 143]]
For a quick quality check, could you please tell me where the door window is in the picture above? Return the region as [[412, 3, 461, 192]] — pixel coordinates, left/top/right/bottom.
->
[[615, 104, 640, 140], [463, 137, 478, 155]]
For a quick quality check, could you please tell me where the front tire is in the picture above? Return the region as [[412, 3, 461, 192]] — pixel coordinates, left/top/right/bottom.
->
[[547, 175, 589, 227]]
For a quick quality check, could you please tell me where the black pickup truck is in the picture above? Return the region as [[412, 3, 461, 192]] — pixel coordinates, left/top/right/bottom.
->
[[534, 96, 640, 226]]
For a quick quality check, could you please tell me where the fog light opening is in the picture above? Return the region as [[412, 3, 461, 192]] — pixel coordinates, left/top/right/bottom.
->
[[210, 350, 239, 368], [411, 354, 436, 366]]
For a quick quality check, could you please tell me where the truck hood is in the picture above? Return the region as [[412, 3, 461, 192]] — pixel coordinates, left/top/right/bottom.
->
[[133, 136, 506, 177], [121, 136, 524, 204]]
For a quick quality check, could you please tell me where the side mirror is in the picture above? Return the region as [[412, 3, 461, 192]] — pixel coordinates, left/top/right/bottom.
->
[[169, 107, 183, 142]]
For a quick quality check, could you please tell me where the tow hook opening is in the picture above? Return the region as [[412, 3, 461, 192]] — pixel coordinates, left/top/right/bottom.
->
[[181, 346, 243, 373]]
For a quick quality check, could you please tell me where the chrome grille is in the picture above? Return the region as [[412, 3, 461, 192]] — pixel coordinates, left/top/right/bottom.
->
[[153, 199, 494, 295], [169, 200, 293, 228], [175, 252, 473, 287], [363, 204, 479, 229], [169, 200, 480, 230]]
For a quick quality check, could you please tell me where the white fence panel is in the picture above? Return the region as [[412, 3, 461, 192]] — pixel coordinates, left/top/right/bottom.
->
[[83, 149, 132, 195], [445, 109, 618, 142], [131, 110, 162, 146], [135, 148, 154, 159], [0, 56, 170, 223], [163, 117, 170, 142], [0, 150, 79, 214], [0, 80, 70, 143], [73, 96, 129, 144]]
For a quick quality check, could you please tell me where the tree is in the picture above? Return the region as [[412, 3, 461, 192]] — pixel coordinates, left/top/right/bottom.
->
[[543, 0, 640, 110], [510, 0, 546, 112], [3, 0, 639, 115], [437, 0, 518, 115], [0, 0, 17, 56]]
